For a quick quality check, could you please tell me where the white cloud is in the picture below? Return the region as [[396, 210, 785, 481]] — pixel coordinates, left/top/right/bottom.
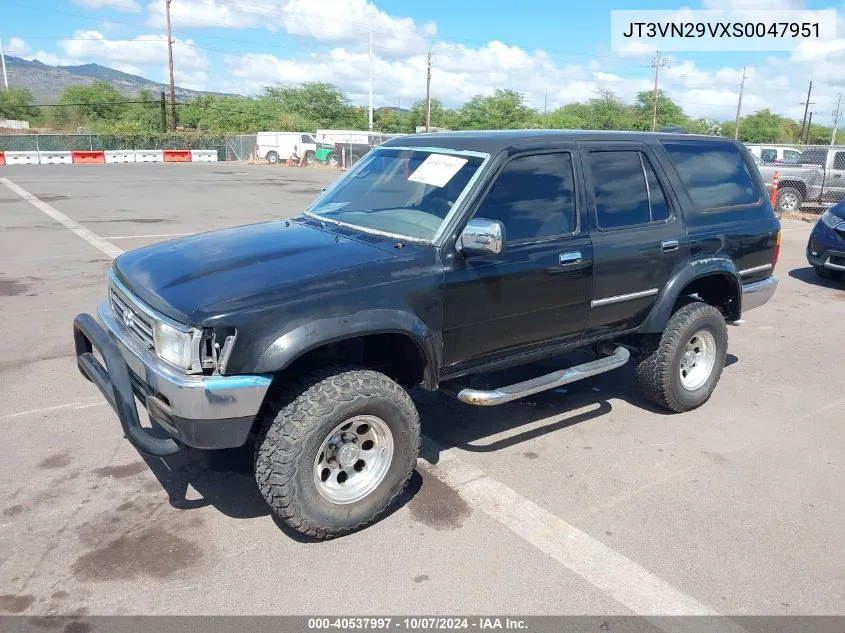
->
[[60, 30, 209, 73], [145, 0, 287, 29], [5, 37, 31, 56], [73, 0, 141, 11]]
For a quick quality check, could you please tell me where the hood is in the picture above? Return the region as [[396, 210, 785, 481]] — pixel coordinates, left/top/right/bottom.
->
[[113, 218, 397, 323]]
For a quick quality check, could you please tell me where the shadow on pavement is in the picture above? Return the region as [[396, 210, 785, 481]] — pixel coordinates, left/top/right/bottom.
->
[[788, 265, 845, 290]]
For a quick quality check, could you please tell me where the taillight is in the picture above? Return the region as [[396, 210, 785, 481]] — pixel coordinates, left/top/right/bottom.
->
[[773, 229, 782, 270]]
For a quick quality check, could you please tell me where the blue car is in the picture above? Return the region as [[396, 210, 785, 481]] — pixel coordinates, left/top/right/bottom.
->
[[807, 203, 845, 281]]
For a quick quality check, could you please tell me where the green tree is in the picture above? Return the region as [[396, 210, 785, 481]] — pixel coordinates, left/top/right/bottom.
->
[[54, 81, 126, 127], [262, 82, 355, 128], [458, 90, 536, 129], [632, 90, 686, 131], [730, 108, 800, 143], [0, 88, 38, 121]]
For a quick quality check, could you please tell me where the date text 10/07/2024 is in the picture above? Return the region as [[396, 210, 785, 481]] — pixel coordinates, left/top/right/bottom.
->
[[307, 618, 529, 630]]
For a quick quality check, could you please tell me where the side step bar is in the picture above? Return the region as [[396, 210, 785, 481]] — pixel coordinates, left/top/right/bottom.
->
[[449, 346, 631, 407]]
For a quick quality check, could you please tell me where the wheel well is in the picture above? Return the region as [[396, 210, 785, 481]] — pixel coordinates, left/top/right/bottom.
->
[[676, 273, 740, 321], [777, 180, 806, 198], [275, 333, 428, 389]]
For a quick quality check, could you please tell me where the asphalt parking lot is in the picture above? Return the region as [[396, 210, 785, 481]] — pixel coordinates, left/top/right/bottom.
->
[[0, 163, 843, 618]]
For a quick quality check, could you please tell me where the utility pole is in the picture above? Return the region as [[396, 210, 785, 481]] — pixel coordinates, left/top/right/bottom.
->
[[368, 6, 374, 131], [805, 111, 814, 143], [424, 51, 432, 132], [165, 0, 177, 131], [0, 37, 8, 89], [734, 66, 747, 140], [831, 93, 842, 146], [650, 51, 667, 132], [160, 91, 167, 132], [799, 80, 813, 142], [544, 88, 548, 115]]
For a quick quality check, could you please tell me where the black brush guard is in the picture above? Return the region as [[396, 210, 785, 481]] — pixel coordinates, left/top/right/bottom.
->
[[73, 312, 183, 457]]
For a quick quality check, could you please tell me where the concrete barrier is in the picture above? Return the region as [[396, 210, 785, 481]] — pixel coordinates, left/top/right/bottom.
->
[[190, 149, 218, 162], [135, 150, 164, 163], [104, 150, 136, 164], [163, 149, 192, 162], [39, 151, 74, 165], [72, 150, 106, 164], [4, 151, 40, 165], [0, 152, 5, 166]]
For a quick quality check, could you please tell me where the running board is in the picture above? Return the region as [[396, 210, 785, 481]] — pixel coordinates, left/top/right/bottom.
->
[[448, 346, 631, 407]]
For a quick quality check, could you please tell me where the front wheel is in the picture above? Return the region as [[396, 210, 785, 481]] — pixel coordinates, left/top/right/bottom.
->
[[634, 302, 728, 413], [254, 367, 420, 539]]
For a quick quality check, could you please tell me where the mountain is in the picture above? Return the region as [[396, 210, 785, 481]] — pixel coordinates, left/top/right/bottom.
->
[[3, 55, 235, 103]]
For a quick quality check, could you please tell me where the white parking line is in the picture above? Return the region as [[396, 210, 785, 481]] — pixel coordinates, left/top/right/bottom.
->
[[418, 437, 743, 627], [0, 401, 106, 421], [1, 177, 123, 259]]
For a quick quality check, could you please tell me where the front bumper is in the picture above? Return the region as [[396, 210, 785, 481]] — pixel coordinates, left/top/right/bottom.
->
[[72, 301, 272, 456], [741, 276, 778, 313], [807, 222, 845, 271]]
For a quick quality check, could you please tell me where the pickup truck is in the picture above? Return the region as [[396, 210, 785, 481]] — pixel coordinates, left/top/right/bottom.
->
[[759, 146, 845, 212], [73, 130, 780, 539]]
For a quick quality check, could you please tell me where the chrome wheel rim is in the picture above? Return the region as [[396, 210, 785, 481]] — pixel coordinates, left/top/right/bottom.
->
[[313, 415, 394, 505], [679, 329, 717, 391], [779, 192, 798, 211]]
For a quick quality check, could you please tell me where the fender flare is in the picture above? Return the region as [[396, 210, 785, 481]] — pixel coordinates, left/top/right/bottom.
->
[[252, 309, 439, 387], [638, 257, 742, 333]]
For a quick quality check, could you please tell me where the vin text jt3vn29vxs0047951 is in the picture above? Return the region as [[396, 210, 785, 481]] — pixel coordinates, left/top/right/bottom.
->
[[73, 130, 780, 538]]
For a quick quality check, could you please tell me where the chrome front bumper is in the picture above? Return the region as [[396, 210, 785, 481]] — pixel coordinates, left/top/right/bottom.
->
[[72, 301, 272, 454], [741, 276, 778, 313]]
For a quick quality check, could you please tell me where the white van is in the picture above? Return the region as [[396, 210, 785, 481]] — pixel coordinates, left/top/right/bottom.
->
[[256, 132, 317, 164], [745, 144, 803, 165]]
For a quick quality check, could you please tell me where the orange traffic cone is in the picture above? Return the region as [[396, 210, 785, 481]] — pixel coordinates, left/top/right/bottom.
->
[[770, 170, 779, 208]]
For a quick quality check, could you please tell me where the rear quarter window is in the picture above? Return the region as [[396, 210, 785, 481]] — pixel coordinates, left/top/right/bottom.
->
[[663, 141, 760, 210]]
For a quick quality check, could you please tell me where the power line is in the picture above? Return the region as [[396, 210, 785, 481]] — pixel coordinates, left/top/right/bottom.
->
[[831, 93, 841, 146]]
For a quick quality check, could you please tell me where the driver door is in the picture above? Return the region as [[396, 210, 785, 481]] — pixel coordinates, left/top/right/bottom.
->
[[441, 147, 593, 371]]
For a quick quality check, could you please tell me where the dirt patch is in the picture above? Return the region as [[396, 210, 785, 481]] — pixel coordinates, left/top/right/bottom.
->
[[38, 453, 72, 470], [0, 594, 36, 614], [523, 451, 539, 460], [93, 462, 146, 479], [408, 470, 471, 531], [3, 504, 26, 517], [0, 278, 29, 296], [779, 210, 822, 223], [72, 526, 202, 581], [50, 591, 70, 601]]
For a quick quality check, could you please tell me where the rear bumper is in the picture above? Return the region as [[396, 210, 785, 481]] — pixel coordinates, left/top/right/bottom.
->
[[741, 276, 778, 313], [72, 301, 271, 456]]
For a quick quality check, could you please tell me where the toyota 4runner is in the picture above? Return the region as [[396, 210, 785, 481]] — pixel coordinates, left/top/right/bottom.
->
[[73, 130, 780, 539]]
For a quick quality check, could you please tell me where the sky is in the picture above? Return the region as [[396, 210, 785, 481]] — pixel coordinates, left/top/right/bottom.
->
[[4, 0, 845, 125]]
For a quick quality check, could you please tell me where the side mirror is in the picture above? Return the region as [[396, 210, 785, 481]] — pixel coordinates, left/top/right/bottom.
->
[[458, 218, 504, 255]]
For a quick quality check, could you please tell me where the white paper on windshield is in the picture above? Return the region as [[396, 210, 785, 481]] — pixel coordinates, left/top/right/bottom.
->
[[407, 154, 468, 188]]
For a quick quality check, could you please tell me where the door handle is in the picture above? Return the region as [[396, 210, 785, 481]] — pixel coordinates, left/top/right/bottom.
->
[[559, 251, 583, 266], [661, 239, 679, 252]]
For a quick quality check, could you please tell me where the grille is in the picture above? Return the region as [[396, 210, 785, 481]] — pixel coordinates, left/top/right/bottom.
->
[[110, 285, 155, 350]]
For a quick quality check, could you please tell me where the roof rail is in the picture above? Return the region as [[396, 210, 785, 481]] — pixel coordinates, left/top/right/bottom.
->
[[659, 127, 689, 134]]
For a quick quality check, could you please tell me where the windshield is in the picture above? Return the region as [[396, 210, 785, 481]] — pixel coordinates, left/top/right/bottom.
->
[[307, 148, 486, 241]]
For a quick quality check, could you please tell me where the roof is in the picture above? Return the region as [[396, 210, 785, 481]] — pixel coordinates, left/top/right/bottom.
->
[[380, 129, 730, 154]]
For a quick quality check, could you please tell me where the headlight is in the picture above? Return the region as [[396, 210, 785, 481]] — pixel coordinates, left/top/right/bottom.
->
[[821, 209, 844, 230], [153, 321, 198, 370]]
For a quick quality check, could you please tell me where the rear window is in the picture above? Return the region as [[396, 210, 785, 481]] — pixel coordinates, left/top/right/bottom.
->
[[663, 141, 760, 210], [800, 148, 827, 165]]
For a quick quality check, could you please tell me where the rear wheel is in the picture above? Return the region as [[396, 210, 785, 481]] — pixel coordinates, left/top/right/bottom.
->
[[266, 151, 279, 165], [775, 186, 802, 213], [327, 153, 338, 168], [254, 367, 420, 539], [634, 302, 728, 413], [305, 151, 315, 166]]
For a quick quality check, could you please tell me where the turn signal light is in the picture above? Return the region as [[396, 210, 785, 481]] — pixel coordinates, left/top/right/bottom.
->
[[773, 229, 782, 270]]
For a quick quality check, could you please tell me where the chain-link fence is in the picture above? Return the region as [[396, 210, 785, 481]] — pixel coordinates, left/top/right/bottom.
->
[[225, 135, 257, 161], [0, 134, 229, 160], [746, 143, 845, 214]]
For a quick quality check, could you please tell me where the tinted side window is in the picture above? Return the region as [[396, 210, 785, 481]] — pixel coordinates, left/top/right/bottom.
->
[[833, 152, 845, 170], [784, 149, 801, 163], [590, 151, 650, 228], [664, 141, 759, 209], [800, 148, 827, 165], [643, 155, 669, 222], [475, 153, 576, 242], [760, 148, 777, 163]]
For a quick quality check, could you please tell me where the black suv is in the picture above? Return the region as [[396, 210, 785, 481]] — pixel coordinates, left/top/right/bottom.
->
[[73, 130, 780, 538]]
